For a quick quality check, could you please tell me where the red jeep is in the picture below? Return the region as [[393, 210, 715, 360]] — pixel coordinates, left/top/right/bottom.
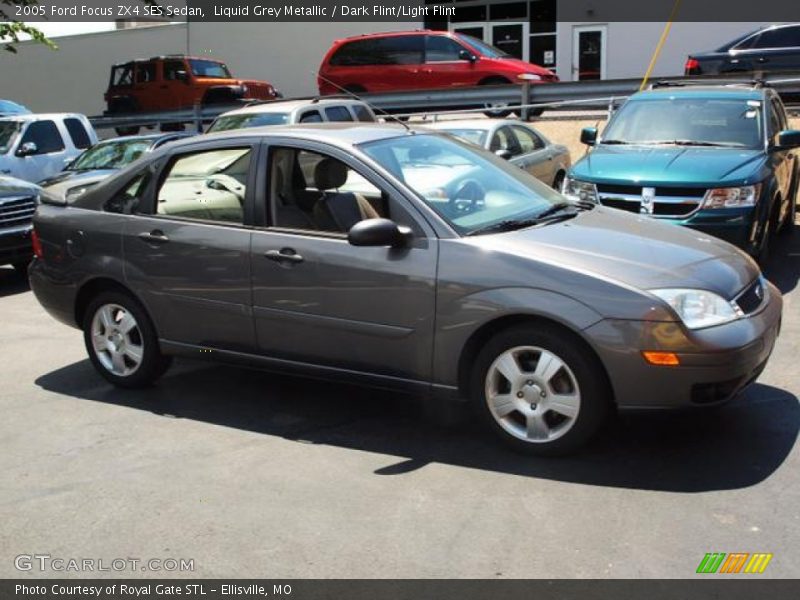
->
[[105, 55, 279, 133]]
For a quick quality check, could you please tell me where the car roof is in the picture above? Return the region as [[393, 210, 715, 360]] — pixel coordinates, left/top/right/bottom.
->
[[337, 29, 443, 42], [99, 132, 195, 144], [633, 86, 767, 101], [219, 98, 369, 117], [0, 112, 88, 122], [181, 122, 416, 149], [426, 119, 511, 131]]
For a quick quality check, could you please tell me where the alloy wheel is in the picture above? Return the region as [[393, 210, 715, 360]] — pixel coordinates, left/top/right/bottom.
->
[[90, 303, 144, 377]]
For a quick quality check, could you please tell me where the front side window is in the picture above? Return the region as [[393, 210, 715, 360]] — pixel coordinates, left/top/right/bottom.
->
[[69, 139, 152, 171], [360, 134, 565, 235], [0, 120, 21, 154], [269, 147, 384, 234], [324, 106, 354, 122], [105, 170, 153, 214], [156, 147, 251, 224], [750, 26, 800, 50], [512, 126, 545, 153], [299, 111, 323, 123], [163, 61, 186, 81], [455, 34, 510, 58], [425, 35, 466, 62], [490, 127, 520, 155], [207, 112, 290, 132], [601, 98, 763, 148], [19, 120, 65, 154], [64, 118, 92, 149], [352, 105, 375, 122], [189, 59, 232, 79]]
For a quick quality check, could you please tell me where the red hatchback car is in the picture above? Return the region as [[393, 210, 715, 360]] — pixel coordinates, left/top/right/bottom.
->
[[318, 30, 558, 95]]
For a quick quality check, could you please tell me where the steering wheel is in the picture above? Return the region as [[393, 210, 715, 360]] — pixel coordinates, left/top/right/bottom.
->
[[450, 178, 486, 215]]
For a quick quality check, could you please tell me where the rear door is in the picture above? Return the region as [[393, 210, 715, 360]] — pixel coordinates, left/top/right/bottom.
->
[[122, 141, 258, 351], [370, 35, 425, 92], [161, 59, 189, 109], [132, 61, 160, 111], [249, 140, 438, 386], [422, 34, 474, 88]]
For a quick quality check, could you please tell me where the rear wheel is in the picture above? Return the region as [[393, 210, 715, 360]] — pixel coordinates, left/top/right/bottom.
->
[[479, 78, 514, 118], [470, 324, 611, 456], [12, 261, 28, 275], [83, 291, 171, 388], [109, 99, 140, 136]]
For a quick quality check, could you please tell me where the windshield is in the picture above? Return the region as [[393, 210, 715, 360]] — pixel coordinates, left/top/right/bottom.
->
[[360, 134, 567, 235], [207, 112, 290, 133], [189, 59, 232, 79], [601, 98, 763, 148], [455, 34, 510, 58], [0, 120, 21, 154], [69, 139, 152, 171], [437, 128, 488, 147]]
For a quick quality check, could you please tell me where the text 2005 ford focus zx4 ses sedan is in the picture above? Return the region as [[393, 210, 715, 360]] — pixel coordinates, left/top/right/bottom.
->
[[29, 124, 782, 454]]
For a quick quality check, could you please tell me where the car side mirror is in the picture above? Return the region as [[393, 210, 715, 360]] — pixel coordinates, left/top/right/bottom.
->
[[16, 141, 38, 157], [458, 49, 478, 63], [348, 218, 412, 248], [580, 127, 597, 146], [494, 149, 513, 160], [775, 129, 800, 150]]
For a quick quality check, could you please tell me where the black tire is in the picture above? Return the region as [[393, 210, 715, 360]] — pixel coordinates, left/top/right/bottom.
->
[[479, 78, 514, 118], [82, 290, 172, 389], [12, 261, 29, 275], [470, 324, 611, 456]]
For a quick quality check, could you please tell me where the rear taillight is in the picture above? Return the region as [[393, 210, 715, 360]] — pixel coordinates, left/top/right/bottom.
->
[[31, 227, 43, 259], [684, 57, 700, 74]]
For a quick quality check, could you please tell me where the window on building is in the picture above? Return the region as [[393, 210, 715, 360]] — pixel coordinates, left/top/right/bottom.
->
[[491, 2, 527, 20], [530, 34, 557, 68], [529, 0, 557, 34]]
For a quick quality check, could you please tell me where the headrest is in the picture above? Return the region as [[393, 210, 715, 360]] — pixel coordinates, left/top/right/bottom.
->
[[314, 158, 348, 191]]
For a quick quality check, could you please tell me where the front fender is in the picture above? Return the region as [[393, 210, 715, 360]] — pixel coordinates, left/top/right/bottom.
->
[[433, 286, 605, 387]]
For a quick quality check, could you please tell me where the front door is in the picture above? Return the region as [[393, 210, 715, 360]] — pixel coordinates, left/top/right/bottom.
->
[[250, 142, 438, 385], [122, 143, 257, 351], [573, 26, 607, 81]]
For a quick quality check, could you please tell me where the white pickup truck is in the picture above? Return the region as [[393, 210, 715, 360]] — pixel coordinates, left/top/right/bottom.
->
[[0, 113, 97, 183]]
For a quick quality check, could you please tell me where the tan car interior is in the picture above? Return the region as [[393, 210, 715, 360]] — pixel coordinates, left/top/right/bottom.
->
[[270, 148, 386, 233]]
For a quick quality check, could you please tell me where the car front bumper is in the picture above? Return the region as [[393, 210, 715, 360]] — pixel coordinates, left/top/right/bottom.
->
[[584, 279, 782, 409], [663, 206, 757, 251], [0, 224, 33, 266]]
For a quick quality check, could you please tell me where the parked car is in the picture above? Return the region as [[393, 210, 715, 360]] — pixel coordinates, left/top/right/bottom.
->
[[29, 124, 781, 455], [318, 30, 557, 115], [425, 119, 570, 189], [686, 23, 800, 75], [105, 55, 280, 135], [0, 99, 31, 117], [39, 132, 195, 201], [0, 175, 39, 273], [563, 84, 800, 264], [0, 113, 97, 184], [207, 97, 376, 133]]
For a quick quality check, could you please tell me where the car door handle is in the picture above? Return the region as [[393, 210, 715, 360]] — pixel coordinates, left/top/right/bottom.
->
[[138, 230, 170, 244], [757, 57, 769, 63], [264, 249, 304, 264]]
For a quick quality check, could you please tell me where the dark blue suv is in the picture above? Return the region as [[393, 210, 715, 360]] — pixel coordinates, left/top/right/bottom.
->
[[564, 84, 800, 264]]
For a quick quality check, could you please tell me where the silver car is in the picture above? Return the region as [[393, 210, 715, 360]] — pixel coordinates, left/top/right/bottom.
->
[[29, 124, 781, 455], [425, 119, 571, 189]]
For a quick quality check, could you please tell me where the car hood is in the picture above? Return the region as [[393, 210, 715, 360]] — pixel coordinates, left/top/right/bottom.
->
[[38, 170, 111, 199], [0, 175, 40, 197], [470, 206, 759, 298], [571, 145, 766, 187], [488, 56, 554, 76]]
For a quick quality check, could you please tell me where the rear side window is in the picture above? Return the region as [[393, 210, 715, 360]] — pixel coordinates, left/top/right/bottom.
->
[[111, 64, 134, 87], [425, 35, 466, 62], [64, 118, 92, 149], [299, 110, 323, 123], [352, 105, 375, 122], [19, 120, 65, 154], [156, 147, 251, 224], [329, 36, 424, 66], [324, 106, 354, 122], [751, 26, 800, 49]]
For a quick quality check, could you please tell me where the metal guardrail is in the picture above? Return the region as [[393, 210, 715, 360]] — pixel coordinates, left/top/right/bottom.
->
[[88, 71, 800, 132]]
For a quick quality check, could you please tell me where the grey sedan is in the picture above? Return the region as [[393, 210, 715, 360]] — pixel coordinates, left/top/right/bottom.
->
[[29, 124, 781, 455], [425, 119, 571, 189]]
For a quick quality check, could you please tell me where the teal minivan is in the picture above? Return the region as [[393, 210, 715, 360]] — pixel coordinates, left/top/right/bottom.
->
[[563, 84, 800, 264]]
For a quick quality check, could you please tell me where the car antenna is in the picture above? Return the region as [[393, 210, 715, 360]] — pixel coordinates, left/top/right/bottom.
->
[[313, 71, 413, 133]]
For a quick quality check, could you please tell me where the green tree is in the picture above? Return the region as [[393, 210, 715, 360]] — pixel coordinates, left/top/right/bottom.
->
[[1, 0, 57, 53]]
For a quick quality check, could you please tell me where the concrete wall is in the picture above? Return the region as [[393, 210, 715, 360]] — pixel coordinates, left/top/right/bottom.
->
[[556, 22, 771, 82], [0, 21, 406, 116]]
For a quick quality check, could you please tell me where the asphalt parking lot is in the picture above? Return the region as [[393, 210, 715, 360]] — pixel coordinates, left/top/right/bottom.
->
[[1, 233, 798, 579]]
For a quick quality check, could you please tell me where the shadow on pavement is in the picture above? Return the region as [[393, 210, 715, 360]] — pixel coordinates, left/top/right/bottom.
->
[[0, 266, 30, 298], [765, 229, 800, 294], [36, 358, 799, 493]]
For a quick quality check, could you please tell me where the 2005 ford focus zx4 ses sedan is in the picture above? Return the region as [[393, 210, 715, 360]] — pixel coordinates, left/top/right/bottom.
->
[[29, 124, 782, 455]]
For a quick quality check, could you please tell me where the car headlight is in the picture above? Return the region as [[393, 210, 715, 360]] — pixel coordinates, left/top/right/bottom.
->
[[562, 176, 598, 203], [703, 184, 761, 209], [650, 288, 740, 330]]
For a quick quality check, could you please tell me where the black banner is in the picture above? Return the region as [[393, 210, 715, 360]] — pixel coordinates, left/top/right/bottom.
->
[[3, 580, 800, 600]]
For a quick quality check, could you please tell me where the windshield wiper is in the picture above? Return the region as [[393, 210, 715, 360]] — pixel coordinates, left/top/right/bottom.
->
[[535, 201, 582, 220], [600, 139, 630, 145], [648, 140, 741, 147], [466, 218, 542, 237], [466, 203, 587, 237]]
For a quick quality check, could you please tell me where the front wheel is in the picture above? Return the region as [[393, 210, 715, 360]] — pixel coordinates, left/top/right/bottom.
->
[[83, 291, 172, 388], [470, 324, 611, 455]]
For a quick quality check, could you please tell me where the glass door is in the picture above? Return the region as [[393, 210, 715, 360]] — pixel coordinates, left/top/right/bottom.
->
[[490, 22, 529, 61], [572, 25, 607, 80]]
